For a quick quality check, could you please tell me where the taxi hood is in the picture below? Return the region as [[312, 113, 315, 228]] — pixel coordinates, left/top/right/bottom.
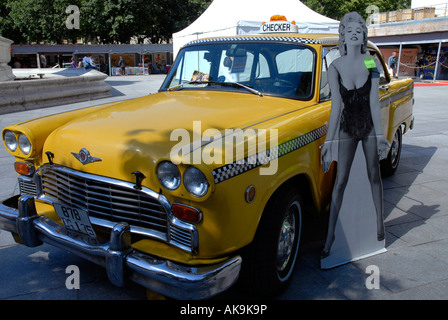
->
[[43, 90, 311, 186]]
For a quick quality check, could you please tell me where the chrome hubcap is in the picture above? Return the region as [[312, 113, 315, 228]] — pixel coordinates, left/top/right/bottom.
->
[[390, 130, 400, 165], [277, 201, 301, 279]]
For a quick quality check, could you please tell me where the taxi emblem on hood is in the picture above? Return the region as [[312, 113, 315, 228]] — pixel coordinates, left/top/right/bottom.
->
[[71, 148, 102, 165]]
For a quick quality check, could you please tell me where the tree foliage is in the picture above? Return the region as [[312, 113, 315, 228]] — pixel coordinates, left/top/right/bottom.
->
[[301, 0, 411, 21], [0, 0, 212, 44]]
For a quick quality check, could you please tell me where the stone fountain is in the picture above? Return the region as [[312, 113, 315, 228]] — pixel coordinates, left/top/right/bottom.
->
[[0, 36, 15, 81], [0, 36, 112, 114]]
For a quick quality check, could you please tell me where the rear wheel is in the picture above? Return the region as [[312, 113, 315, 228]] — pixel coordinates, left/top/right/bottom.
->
[[241, 187, 303, 297], [381, 126, 402, 177]]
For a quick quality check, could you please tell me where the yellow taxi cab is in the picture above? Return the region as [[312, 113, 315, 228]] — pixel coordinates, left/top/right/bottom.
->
[[0, 16, 414, 299]]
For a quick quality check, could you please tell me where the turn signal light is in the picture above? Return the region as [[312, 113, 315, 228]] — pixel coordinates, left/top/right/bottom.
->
[[171, 203, 202, 224], [14, 162, 35, 176]]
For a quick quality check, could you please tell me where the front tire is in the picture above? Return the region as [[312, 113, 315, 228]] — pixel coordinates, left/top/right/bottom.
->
[[241, 187, 303, 297]]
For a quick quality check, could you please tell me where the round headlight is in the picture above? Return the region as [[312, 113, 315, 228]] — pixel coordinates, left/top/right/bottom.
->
[[184, 167, 209, 197], [4, 130, 17, 152], [18, 133, 31, 155], [157, 161, 181, 190]]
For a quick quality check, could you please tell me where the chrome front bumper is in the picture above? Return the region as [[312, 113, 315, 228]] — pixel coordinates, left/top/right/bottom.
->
[[0, 195, 242, 300]]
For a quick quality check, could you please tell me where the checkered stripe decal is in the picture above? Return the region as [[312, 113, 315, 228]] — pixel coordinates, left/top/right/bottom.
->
[[185, 36, 322, 47], [212, 125, 328, 184]]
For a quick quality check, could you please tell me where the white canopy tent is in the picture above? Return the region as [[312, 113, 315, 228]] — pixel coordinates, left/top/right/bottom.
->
[[172, 0, 340, 57]]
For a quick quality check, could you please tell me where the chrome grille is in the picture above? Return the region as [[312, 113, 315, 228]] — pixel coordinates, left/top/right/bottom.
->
[[40, 168, 168, 235], [19, 177, 39, 197], [170, 224, 195, 249]]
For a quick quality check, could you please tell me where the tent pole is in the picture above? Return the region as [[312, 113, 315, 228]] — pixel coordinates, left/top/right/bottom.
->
[[397, 43, 402, 78], [433, 41, 442, 83], [108, 51, 112, 76]]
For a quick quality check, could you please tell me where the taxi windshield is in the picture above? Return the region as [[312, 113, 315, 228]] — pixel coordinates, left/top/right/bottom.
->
[[161, 41, 316, 100]]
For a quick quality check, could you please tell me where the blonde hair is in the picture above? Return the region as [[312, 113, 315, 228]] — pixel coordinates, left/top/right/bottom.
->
[[338, 12, 368, 56]]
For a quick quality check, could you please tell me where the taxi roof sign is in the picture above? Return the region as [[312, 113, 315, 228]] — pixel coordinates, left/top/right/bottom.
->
[[270, 15, 288, 21], [260, 15, 298, 34]]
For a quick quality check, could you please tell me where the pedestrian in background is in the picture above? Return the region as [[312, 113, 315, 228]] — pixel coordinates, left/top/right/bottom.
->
[[388, 51, 397, 77], [83, 54, 99, 70], [119, 56, 126, 75]]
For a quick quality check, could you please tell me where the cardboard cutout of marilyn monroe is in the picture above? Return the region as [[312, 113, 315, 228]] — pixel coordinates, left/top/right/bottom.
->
[[320, 12, 390, 269]]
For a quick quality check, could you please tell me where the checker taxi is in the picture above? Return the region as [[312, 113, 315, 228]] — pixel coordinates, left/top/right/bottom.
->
[[0, 17, 414, 299]]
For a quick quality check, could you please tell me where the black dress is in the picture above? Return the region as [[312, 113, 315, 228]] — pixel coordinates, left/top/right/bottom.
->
[[338, 69, 374, 140]]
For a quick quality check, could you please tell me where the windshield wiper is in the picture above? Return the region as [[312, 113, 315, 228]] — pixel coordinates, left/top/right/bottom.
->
[[167, 80, 206, 91], [168, 80, 263, 97], [216, 81, 263, 97]]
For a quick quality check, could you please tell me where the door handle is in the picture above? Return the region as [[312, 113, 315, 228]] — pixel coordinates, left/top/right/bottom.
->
[[380, 85, 389, 91]]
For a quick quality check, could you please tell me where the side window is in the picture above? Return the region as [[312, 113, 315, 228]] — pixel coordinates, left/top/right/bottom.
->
[[320, 47, 340, 101], [276, 49, 313, 73], [218, 50, 254, 82], [216, 49, 271, 83], [255, 53, 270, 79], [238, 52, 254, 82]]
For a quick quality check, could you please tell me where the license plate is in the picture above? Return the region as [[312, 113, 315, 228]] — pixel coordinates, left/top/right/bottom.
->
[[54, 203, 96, 237]]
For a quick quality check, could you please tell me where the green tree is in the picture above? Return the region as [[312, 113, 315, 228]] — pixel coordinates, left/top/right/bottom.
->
[[302, 0, 411, 20], [7, 0, 83, 44], [79, 0, 140, 44], [1, 0, 211, 44], [0, 1, 20, 42]]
